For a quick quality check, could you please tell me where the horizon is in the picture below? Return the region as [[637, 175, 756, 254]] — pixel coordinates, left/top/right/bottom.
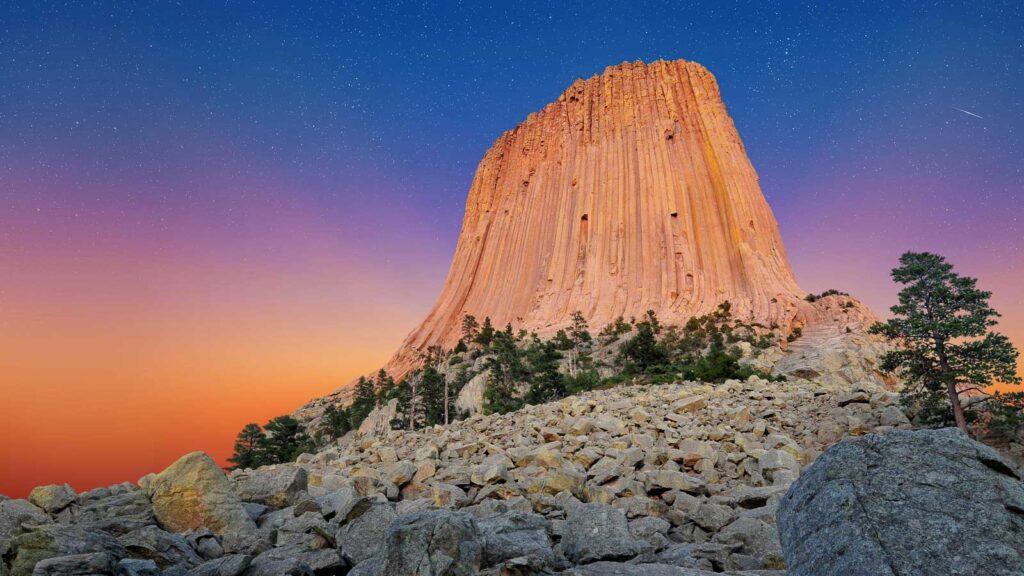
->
[[2, 2, 1022, 498]]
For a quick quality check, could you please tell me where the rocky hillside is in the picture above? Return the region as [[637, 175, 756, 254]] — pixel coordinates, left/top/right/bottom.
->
[[5, 372, 1023, 575], [0, 375, 908, 575]]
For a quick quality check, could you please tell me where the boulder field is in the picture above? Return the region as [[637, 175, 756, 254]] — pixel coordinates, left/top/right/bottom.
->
[[3, 377, 1023, 575]]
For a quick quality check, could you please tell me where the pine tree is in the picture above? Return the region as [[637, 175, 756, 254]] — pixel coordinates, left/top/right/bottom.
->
[[484, 324, 526, 414], [316, 404, 351, 445], [228, 423, 264, 469], [870, 251, 1021, 432], [349, 376, 377, 430], [419, 366, 446, 427], [260, 415, 313, 464], [566, 310, 593, 377], [620, 310, 669, 374], [461, 314, 480, 344], [525, 338, 566, 404], [475, 317, 496, 349], [393, 371, 422, 430], [375, 369, 397, 401]]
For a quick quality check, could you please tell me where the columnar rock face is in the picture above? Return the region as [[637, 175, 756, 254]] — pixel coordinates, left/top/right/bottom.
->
[[390, 59, 808, 377]]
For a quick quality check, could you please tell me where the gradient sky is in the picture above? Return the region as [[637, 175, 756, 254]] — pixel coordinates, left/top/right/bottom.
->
[[2, 1, 1022, 497]]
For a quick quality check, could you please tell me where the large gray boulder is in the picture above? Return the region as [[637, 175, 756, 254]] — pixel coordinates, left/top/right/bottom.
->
[[148, 452, 256, 536], [337, 503, 397, 565], [0, 499, 50, 547], [117, 525, 203, 570], [560, 504, 648, 564], [777, 428, 1024, 576], [4, 525, 126, 576], [185, 554, 251, 576], [71, 490, 155, 535], [712, 517, 784, 570], [374, 510, 482, 576], [28, 551, 115, 575], [476, 511, 558, 568], [27, 486, 76, 515], [230, 465, 308, 508]]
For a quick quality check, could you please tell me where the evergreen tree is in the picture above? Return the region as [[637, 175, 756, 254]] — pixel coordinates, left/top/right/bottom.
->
[[375, 369, 397, 402], [620, 310, 669, 374], [461, 314, 480, 344], [870, 251, 1021, 432], [484, 324, 526, 414], [228, 423, 264, 469], [349, 376, 377, 430], [552, 329, 574, 351], [393, 371, 424, 430], [525, 338, 566, 404], [316, 404, 351, 445], [475, 317, 496, 349], [566, 310, 593, 377], [569, 311, 593, 347], [260, 415, 313, 464], [419, 366, 446, 427]]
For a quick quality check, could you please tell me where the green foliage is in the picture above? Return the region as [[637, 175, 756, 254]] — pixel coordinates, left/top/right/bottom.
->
[[569, 311, 593, 347], [804, 289, 849, 303], [483, 324, 527, 414], [452, 339, 468, 354], [418, 366, 448, 427], [228, 423, 264, 469], [375, 369, 397, 401], [461, 314, 480, 343], [564, 369, 602, 394], [786, 327, 803, 343], [315, 403, 351, 446], [899, 389, 961, 428], [349, 376, 377, 430], [988, 391, 1024, 439], [619, 310, 670, 375], [598, 316, 632, 344], [871, 251, 1021, 431], [525, 337, 566, 404], [552, 329, 574, 351], [474, 317, 496, 349], [229, 414, 315, 470], [260, 415, 314, 465]]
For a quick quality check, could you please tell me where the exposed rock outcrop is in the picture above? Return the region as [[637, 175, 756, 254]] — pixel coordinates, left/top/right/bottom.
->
[[295, 59, 887, 425], [776, 428, 1024, 576], [397, 58, 806, 370]]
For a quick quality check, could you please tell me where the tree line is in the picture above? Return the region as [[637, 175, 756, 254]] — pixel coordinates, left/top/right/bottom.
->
[[228, 250, 1024, 469]]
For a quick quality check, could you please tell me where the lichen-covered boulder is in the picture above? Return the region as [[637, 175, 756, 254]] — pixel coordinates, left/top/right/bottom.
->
[[375, 510, 482, 576], [0, 499, 50, 546], [117, 525, 203, 570], [27, 485, 76, 515], [777, 428, 1024, 576], [337, 502, 397, 565], [148, 452, 255, 536], [4, 525, 126, 576], [230, 465, 308, 508], [560, 504, 647, 564]]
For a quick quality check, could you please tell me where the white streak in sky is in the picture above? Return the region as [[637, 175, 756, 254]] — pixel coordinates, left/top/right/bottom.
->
[[953, 107, 984, 120]]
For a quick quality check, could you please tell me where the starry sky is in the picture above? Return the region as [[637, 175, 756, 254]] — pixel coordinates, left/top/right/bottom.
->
[[1, 1, 1022, 497]]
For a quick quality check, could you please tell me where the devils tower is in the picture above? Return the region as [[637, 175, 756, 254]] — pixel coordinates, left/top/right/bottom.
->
[[383, 58, 825, 378]]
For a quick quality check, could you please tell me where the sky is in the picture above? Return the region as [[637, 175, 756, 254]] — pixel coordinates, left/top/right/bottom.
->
[[1, 1, 1022, 497]]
